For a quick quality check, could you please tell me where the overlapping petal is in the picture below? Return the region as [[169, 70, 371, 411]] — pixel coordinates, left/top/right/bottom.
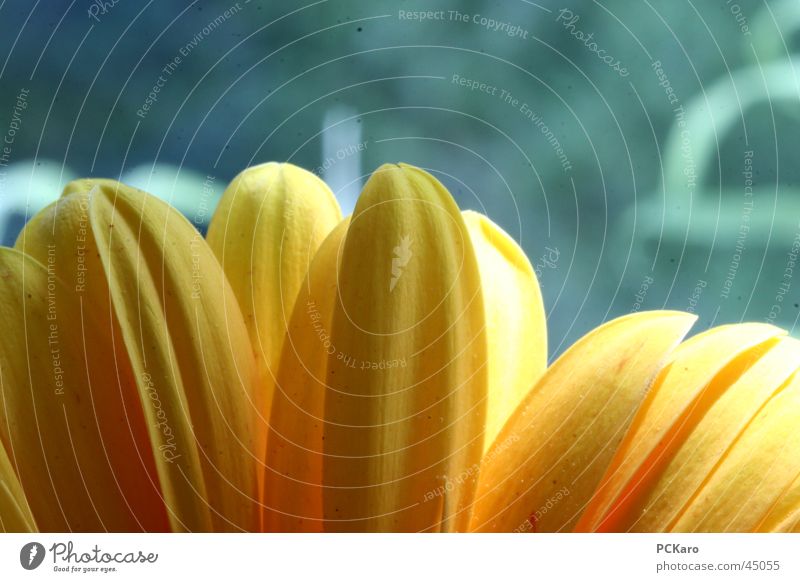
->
[[0, 424, 36, 532], [1, 160, 798, 535], [469, 311, 696, 532], [263, 217, 349, 532], [586, 333, 800, 532], [14, 179, 261, 531], [671, 370, 800, 532], [206, 163, 342, 424], [577, 323, 785, 531], [462, 210, 547, 452], [756, 472, 800, 532], [321, 163, 487, 532], [0, 247, 166, 531]]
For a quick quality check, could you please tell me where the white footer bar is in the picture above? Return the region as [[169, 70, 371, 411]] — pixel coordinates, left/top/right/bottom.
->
[[0, 533, 797, 581]]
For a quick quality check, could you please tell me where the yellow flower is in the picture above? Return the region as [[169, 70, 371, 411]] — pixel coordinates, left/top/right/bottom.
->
[[0, 162, 797, 533]]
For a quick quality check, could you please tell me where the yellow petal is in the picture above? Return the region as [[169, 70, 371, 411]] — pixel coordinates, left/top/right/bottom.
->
[[206, 163, 342, 420], [322, 163, 488, 532], [17, 187, 116, 339], [0, 439, 36, 532], [755, 472, 800, 532], [671, 366, 800, 531], [470, 311, 696, 533], [462, 211, 546, 452], [62, 177, 121, 198], [599, 335, 800, 532], [577, 322, 785, 531], [0, 247, 167, 531], [264, 217, 349, 532], [85, 180, 261, 531]]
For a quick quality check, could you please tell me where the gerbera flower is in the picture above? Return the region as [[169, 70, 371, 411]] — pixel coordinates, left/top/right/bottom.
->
[[0, 163, 797, 533]]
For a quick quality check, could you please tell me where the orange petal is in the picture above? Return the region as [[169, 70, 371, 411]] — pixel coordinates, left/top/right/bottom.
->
[[264, 217, 349, 531], [462, 211, 547, 452], [577, 323, 785, 531], [597, 336, 800, 532], [322, 164, 487, 532], [470, 311, 695, 532]]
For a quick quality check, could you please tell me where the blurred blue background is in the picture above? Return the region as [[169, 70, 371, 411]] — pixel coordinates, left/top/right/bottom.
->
[[1, 0, 799, 356]]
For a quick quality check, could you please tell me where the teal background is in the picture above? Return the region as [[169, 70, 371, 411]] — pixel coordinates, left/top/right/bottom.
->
[[1, 0, 798, 356]]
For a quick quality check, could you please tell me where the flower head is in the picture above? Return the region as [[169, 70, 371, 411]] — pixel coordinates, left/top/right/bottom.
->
[[0, 163, 797, 533]]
